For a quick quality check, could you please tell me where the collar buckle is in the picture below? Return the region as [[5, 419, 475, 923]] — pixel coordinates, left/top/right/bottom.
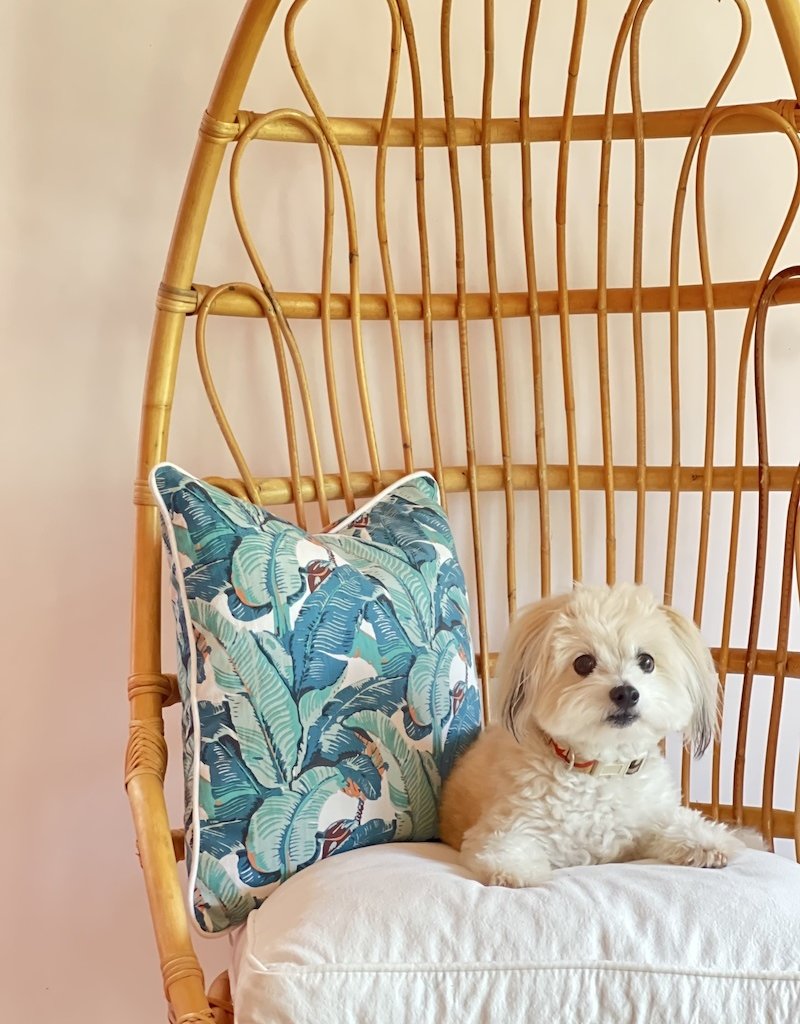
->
[[591, 755, 647, 777]]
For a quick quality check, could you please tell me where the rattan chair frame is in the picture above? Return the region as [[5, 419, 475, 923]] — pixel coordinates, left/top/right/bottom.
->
[[126, 2, 800, 1020]]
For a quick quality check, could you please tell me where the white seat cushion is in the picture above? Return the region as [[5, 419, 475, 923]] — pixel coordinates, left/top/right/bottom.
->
[[231, 842, 800, 1024]]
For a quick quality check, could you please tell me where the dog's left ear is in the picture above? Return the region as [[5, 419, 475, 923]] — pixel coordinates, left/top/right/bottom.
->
[[498, 593, 570, 741], [661, 605, 720, 757]]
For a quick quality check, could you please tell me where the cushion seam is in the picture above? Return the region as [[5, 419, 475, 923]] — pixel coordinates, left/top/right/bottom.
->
[[241, 955, 800, 982]]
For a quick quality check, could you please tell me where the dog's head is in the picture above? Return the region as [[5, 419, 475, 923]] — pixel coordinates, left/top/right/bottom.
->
[[499, 584, 719, 757]]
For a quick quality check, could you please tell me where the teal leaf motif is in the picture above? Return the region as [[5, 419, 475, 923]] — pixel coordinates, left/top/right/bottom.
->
[[230, 530, 308, 634], [158, 473, 242, 565], [201, 732, 265, 823], [338, 752, 385, 800], [194, 851, 259, 932], [325, 817, 397, 858], [302, 674, 407, 763], [329, 534, 434, 646], [306, 722, 365, 764], [393, 809, 413, 841], [290, 566, 376, 694], [226, 692, 284, 790], [361, 598, 416, 678], [292, 765, 343, 794], [172, 523, 196, 560], [420, 748, 442, 796], [297, 672, 357, 731], [201, 819, 248, 860], [439, 686, 482, 782], [345, 709, 438, 839], [362, 487, 452, 544], [246, 776, 341, 876], [191, 600, 300, 781], [406, 631, 463, 757]]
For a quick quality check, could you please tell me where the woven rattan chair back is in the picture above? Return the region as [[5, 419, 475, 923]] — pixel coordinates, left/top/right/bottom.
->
[[126, 3, 800, 1020]]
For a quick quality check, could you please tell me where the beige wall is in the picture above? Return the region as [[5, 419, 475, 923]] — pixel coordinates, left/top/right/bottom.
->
[[4, 1, 800, 1019]]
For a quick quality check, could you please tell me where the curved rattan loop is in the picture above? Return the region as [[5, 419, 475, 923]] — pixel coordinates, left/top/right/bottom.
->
[[196, 282, 332, 525], [774, 461, 800, 861], [441, 0, 489, 711], [376, 0, 415, 476], [395, 0, 445, 506], [597, 0, 647, 587], [285, 0, 383, 494], [481, 0, 516, 614], [675, 6, 753, 794], [751, 266, 800, 843], [694, 107, 800, 814], [627, 0, 650, 584], [555, 0, 588, 583], [231, 107, 350, 515], [689, 103, 800, 805], [664, 0, 752, 606], [195, 285, 263, 506]]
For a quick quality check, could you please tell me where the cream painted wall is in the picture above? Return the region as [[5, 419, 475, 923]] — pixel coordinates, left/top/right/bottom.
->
[[3, 1, 800, 1020]]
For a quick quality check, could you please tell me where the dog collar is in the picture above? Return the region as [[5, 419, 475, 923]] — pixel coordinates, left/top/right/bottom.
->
[[546, 736, 647, 777]]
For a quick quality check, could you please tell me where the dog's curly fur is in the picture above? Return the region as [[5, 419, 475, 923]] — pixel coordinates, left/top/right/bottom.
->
[[439, 583, 755, 887]]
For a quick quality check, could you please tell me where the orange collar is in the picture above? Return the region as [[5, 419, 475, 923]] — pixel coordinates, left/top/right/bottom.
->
[[546, 736, 647, 777]]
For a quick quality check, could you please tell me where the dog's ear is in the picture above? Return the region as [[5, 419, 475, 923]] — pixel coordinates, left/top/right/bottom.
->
[[499, 593, 569, 741], [661, 605, 720, 757]]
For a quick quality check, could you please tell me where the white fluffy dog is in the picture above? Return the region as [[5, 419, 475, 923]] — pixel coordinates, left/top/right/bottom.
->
[[439, 583, 751, 887]]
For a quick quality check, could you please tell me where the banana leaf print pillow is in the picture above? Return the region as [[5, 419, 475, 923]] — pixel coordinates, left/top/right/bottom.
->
[[150, 465, 482, 933]]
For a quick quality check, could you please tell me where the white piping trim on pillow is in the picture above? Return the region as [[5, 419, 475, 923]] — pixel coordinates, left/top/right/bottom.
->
[[149, 463, 442, 936], [148, 462, 211, 937]]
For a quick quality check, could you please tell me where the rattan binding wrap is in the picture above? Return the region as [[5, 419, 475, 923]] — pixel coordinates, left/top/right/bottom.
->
[[126, 2, 800, 1019]]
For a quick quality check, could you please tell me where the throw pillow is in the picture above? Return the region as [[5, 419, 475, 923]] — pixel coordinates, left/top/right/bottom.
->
[[150, 464, 482, 933]]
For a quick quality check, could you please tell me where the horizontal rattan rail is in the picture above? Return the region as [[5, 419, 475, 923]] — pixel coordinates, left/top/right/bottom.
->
[[691, 804, 798, 837], [185, 465, 800, 504], [217, 100, 800, 146], [183, 278, 800, 319]]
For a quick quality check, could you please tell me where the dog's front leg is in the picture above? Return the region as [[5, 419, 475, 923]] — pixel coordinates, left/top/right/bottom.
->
[[460, 819, 552, 888], [638, 806, 746, 868]]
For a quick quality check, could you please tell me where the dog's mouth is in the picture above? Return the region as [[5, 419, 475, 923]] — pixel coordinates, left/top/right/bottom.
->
[[606, 711, 640, 728]]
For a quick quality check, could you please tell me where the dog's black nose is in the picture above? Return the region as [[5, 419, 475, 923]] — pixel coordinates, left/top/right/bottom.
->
[[609, 684, 639, 710]]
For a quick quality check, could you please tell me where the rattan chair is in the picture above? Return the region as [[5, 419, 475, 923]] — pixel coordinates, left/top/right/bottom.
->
[[126, 1, 800, 1020]]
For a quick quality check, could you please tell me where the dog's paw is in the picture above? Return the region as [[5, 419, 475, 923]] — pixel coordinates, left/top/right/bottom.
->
[[646, 808, 748, 869], [678, 844, 735, 869], [460, 838, 552, 888], [671, 832, 745, 869]]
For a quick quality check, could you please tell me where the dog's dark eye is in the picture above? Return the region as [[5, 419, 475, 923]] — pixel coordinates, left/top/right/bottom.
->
[[638, 652, 655, 674], [573, 654, 596, 676]]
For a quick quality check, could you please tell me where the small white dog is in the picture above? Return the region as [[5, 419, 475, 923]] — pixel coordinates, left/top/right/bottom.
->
[[439, 583, 751, 887]]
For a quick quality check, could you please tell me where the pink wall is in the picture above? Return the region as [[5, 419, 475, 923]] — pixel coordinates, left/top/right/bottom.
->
[[4, 1, 800, 1019]]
